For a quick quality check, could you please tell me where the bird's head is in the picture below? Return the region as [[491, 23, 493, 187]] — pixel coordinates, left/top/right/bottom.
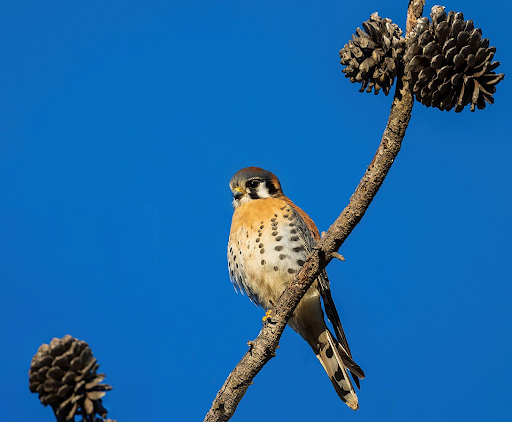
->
[[229, 167, 283, 208]]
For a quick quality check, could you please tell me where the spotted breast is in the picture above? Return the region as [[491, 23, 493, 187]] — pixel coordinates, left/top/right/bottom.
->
[[228, 197, 319, 328]]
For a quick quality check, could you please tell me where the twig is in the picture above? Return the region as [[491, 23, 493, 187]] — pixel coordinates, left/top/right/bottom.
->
[[331, 252, 346, 261], [204, 2, 425, 421]]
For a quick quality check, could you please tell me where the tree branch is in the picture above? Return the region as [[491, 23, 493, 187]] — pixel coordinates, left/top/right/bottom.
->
[[204, 2, 425, 421]]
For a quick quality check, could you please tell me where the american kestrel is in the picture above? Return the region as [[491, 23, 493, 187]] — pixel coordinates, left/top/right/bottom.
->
[[227, 167, 364, 410]]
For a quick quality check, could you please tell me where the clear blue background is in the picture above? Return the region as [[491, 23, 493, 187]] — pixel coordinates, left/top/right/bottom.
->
[[1, 1, 510, 421]]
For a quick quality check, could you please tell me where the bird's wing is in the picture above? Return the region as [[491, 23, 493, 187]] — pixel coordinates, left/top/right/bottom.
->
[[318, 272, 365, 383], [282, 198, 319, 254], [284, 198, 364, 382]]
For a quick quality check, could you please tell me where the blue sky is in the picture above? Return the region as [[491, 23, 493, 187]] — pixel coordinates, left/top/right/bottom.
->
[[1, 1, 511, 421]]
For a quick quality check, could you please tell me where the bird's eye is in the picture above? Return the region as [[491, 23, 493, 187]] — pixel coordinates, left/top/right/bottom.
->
[[246, 179, 260, 189]]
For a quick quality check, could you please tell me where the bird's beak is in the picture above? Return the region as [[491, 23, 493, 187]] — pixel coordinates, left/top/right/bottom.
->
[[233, 187, 245, 200]]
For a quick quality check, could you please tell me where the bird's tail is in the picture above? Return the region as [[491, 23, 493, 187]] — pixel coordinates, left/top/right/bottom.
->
[[315, 329, 359, 410]]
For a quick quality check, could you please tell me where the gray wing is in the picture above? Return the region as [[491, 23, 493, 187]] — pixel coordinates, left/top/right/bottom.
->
[[289, 207, 365, 382], [318, 272, 365, 383]]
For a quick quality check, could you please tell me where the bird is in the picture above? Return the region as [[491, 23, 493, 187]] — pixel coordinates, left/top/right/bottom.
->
[[227, 166, 364, 410]]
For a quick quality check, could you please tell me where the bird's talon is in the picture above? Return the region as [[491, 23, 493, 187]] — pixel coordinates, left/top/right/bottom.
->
[[262, 309, 273, 323]]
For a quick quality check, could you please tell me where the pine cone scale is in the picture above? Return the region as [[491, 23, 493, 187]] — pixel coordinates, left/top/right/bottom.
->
[[29, 335, 113, 422], [340, 12, 405, 95], [404, 6, 504, 112]]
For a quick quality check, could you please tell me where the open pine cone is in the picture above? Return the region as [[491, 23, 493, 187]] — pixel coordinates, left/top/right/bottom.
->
[[404, 6, 505, 112], [29, 335, 113, 422], [340, 12, 406, 95]]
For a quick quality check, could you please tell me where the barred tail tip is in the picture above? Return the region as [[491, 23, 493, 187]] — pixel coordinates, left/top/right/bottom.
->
[[346, 396, 359, 410]]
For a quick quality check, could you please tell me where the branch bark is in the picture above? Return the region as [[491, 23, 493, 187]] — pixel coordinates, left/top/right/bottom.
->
[[204, 2, 425, 420]]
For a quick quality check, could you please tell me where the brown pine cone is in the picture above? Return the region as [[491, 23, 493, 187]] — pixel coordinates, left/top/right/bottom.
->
[[340, 12, 406, 95], [29, 335, 113, 422], [404, 6, 504, 112]]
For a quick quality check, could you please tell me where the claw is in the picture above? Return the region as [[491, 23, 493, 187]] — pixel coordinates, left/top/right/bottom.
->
[[262, 309, 272, 323]]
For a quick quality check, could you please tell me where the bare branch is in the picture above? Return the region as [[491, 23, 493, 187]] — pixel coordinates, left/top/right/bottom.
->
[[204, 2, 425, 421]]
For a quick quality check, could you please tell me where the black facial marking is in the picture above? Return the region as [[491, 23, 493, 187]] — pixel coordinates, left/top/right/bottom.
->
[[249, 192, 259, 199], [265, 179, 278, 196], [275, 246, 283, 251]]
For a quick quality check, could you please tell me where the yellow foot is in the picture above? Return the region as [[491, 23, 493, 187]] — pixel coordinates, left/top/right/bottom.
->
[[262, 309, 272, 323]]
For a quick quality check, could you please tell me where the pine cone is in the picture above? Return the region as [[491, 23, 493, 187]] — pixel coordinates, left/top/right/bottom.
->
[[404, 6, 505, 112], [340, 12, 406, 95], [29, 335, 113, 422]]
